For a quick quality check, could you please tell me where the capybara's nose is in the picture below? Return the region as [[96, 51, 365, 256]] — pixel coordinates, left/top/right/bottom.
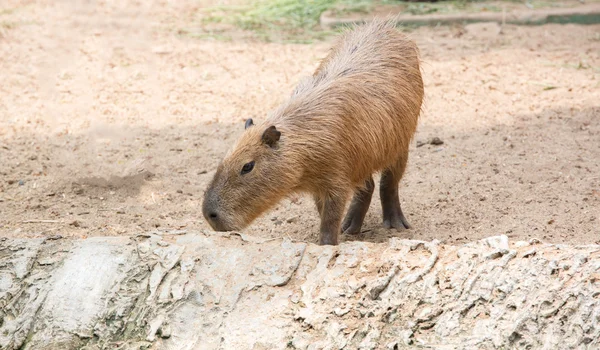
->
[[204, 210, 222, 230], [203, 208, 221, 230], [202, 197, 216, 223], [202, 194, 225, 230]]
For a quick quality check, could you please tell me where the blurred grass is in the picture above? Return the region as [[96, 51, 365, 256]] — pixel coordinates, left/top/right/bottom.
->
[[201, 0, 384, 42], [198, 0, 587, 42]]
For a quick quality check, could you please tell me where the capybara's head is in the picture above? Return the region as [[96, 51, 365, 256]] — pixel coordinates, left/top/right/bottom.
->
[[202, 119, 296, 231]]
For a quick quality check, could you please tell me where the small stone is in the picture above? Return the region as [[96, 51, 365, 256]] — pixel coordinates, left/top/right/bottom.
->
[[18, 180, 25, 186], [334, 307, 350, 316], [70, 220, 80, 227], [286, 216, 297, 224], [158, 325, 171, 338], [177, 189, 183, 194], [290, 291, 301, 304], [416, 140, 426, 147], [430, 137, 444, 145]]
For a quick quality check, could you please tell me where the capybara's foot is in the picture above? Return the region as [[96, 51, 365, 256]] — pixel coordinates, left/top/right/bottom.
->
[[319, 233, 339, 245], [341, 214, 363, 235], [383, 204, 411, 230], [380, 165, 411, 230], [341, 178, 374, 235]]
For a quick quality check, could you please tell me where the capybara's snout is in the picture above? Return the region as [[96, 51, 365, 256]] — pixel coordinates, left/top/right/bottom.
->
[[202, 190, 231, 232]]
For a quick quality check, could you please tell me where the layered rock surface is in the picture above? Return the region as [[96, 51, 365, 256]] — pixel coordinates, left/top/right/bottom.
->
[[1, 232, 598, 349]]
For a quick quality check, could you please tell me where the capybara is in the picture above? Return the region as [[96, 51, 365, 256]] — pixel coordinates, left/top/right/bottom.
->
[[203, 19, 424, 245]]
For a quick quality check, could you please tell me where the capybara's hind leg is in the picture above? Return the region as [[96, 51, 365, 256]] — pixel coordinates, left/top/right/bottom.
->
[[342, 177, 375, 235], [317, 193, 346, 245], [380, 154, 411, 230]]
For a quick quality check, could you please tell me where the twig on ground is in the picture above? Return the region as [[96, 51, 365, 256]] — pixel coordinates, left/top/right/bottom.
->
[[22, 220, 61, 224]]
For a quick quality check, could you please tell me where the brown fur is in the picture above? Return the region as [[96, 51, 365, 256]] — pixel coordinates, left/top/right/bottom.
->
[[203, 19, 424, 245]]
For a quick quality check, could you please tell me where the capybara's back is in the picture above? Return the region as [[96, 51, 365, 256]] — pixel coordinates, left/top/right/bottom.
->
[[290, 19, 424, 190], [203, 19, 424, 246]]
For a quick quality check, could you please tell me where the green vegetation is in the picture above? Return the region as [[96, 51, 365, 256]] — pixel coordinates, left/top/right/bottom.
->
[[198, 0, 595, 42], [199, 0, 503, 42], [200, 0, 385, 42]]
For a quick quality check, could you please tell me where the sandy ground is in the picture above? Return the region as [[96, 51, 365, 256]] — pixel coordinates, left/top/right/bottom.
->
[[1, 1, 599, 245]]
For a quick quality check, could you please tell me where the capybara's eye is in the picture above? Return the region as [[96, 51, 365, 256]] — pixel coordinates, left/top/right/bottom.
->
[[241, 161, 255, 175]]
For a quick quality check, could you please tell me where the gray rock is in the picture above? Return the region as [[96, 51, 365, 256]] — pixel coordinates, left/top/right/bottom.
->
[[1, 233, 598, 349]]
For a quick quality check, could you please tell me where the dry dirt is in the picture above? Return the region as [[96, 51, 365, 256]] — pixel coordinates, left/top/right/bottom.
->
[[1, 1, 599, 245]]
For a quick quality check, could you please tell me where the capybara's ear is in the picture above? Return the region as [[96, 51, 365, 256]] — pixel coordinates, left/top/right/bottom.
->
[[245, 118, 254, 129], [261, 126, 281, 148]]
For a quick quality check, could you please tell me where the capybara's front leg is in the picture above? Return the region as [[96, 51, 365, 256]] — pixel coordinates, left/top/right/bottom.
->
[[342, 177, 375, 235], [313, 194, 324, 218], [318, 194, 346, 245]]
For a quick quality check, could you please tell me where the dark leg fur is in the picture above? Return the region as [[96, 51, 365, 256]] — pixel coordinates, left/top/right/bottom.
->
[[341, 177, 375, 235], [380, 153, 411, 230], [315, 193, 346, 245]]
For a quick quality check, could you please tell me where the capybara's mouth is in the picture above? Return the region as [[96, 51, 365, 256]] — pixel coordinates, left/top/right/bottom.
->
[[212, 223, 234, 232], [205, 218, 229, 232], [204, 213, 238, 232]]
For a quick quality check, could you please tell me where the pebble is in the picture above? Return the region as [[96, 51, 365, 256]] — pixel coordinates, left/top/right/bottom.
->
[[417, 137, 444, 148], [158, 324, 171, 338], [430, 137, 444, 145], [334, 307, 350, 316]]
